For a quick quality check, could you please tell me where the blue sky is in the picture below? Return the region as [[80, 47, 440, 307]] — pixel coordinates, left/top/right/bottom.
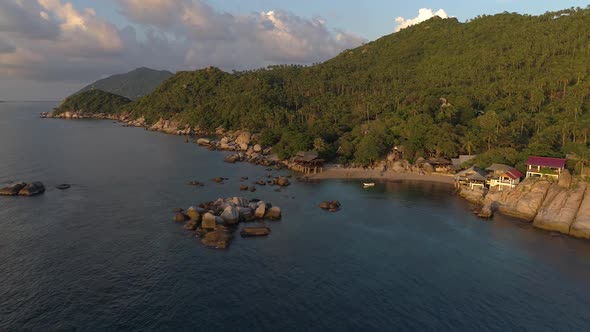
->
[[0, 0, 588, 100]]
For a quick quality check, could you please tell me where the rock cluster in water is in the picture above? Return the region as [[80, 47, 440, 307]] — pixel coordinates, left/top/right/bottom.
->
[[461, 170, 590, 239], [0, 182, 46, 196], [319, 201, 341, 212], [173, 197, 282, 249]]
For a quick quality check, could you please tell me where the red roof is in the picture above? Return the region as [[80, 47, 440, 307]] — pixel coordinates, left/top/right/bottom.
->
[[505, 168, 524, 180], [525, 156, 566, 169]]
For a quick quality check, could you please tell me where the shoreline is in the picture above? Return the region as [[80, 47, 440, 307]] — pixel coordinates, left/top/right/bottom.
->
[[304, 166, 454, 185]]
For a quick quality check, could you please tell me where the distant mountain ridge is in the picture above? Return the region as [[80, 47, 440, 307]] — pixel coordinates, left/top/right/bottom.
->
[[76, 67, 173, 100]]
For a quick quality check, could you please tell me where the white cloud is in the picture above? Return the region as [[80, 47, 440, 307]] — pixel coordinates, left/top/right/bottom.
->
[[394, 8, 451, 32], [0, 0, 365, 92]]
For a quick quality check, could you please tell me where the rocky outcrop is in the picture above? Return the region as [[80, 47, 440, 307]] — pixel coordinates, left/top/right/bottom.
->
[[571, 191, 590, 239], [172, 197, 283, 249], [458, 187, 486, 204], [533, 182, 587, 233], [481, 178, 551, 221], [0, 182, 45, 196], [319, 201, 341, 212], [0, 182, 27, 196]]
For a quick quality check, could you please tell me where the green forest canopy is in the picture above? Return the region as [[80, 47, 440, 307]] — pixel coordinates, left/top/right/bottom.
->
[[81, 7, 590, 170], [54, 90, 131, 115]]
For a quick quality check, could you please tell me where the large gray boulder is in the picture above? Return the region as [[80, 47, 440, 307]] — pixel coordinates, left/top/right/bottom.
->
[[220, 205, 240, 225]]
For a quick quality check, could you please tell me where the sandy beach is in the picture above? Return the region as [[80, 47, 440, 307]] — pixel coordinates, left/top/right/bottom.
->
[[305, 165, 455, 185]]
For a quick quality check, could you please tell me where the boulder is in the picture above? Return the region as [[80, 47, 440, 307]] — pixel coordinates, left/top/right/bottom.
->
[[422, 162, 434, 173], [255, 203, 266, 219], [392, 161, 406, 173], [239, 143, 249, 151], [174, 212, 188, 222], [201, 230, 233, 249], [187, 207, 201, 221], [320, 201, 341, 212], [265, 206, 282, 220], [458, 187, 486, 204], [184, 219, 199, 231], [196, 138, 210, 145], [56, 184, 71, 190], [212, 177, 224, 183], [240, 185, 249, 191], [240, 227, 271, 237], [275, 177, 290, 187], [18, 182, 46, 196], [231, 197, 249, 207], [220, 205, 240, 225], [235, 132, 251, 146], [0, 182, 26, 196], [202, 213, 217, 229], [253, 144, 262, 153], [239, 207, 254, 221]]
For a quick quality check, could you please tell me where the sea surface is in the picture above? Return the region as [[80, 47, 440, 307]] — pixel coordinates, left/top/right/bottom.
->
[[1, 102, 590, 331]]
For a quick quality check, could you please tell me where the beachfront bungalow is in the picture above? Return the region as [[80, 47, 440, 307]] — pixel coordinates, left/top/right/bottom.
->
[[454, 166, 488, 190], [486, 164, 524, 191], [428, 158, 452, 172], [292, 151, 324, 174], [525, 156, 567, 180]]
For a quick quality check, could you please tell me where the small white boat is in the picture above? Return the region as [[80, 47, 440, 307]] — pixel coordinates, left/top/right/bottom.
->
[[363, 182, 375, 187]]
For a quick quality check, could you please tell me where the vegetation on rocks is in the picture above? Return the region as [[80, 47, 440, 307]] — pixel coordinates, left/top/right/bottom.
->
[[54, 90, 131, 115]]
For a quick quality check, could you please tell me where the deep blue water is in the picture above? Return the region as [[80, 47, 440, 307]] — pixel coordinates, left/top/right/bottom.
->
[[1, 102, 590, 331]]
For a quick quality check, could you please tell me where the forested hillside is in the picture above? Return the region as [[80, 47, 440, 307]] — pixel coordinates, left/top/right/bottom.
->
[[55, 90, 131, 115], [76, 67, 173, 100], [119, 7, 590, 169]]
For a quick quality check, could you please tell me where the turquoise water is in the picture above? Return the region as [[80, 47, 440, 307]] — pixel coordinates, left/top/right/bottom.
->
[[1, 102, 590, 331]]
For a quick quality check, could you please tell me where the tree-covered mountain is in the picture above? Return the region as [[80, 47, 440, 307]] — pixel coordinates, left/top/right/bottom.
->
[[54, 90, 131, 115], [111, 7, 590, 170], [76, 67, 174, 100]]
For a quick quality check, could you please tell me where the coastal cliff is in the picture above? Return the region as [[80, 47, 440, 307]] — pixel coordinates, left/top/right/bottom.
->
[[471, 173, 590, 239]]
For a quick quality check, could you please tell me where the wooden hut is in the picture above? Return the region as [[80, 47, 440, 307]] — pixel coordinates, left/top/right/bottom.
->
[[454, 166, 488, 189], [292, 151, 324, 174]]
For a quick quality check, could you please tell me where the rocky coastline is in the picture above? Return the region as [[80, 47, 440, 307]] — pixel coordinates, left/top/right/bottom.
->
[[44, 111, 590, 242], [462, 171, 590, 240]]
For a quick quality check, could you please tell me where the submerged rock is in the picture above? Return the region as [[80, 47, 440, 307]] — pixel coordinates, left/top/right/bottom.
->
[[320, 201, 341, 212], [240, 227, 271, 237], [201, 230, 233, 249], [56, 184, 71, 190]]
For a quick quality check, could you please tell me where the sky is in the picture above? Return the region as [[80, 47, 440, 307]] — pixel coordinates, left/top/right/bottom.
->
[[0, 0, 587, 100]]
